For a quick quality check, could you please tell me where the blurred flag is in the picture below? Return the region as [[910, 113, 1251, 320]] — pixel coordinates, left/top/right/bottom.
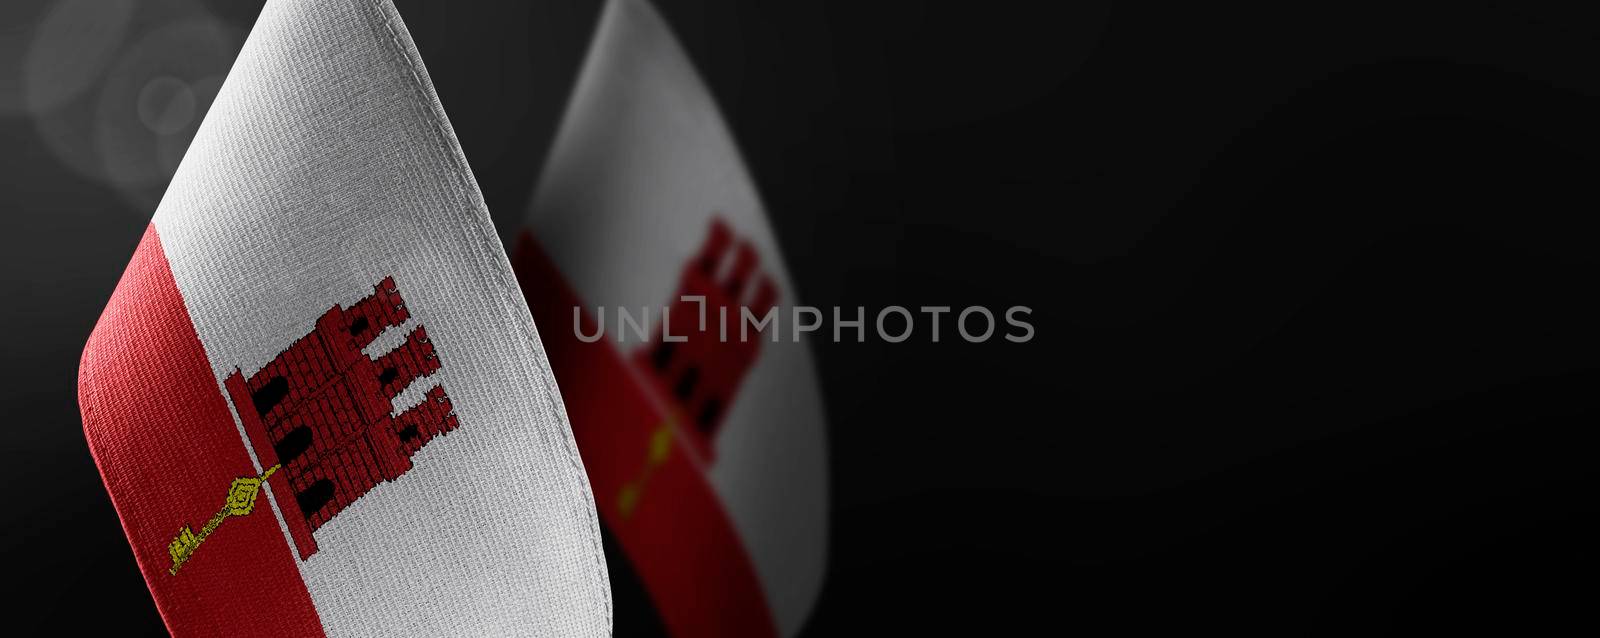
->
[[513, 0, 829, 636], [77, 1, 611, 635]]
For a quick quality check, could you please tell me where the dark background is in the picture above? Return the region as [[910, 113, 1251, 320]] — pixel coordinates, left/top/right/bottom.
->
[[4, 0, 1599, 634]]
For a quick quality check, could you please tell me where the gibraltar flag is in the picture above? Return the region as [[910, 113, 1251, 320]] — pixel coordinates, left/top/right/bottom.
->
[[77, 1, 611, 635], [513, 1, 829, 636]]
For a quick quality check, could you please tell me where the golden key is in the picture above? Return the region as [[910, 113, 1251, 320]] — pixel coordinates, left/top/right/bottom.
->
[[167, 464, 280, 575]]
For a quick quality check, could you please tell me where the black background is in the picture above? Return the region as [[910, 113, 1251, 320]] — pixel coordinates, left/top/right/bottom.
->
[[4, 0, 1599, 634]]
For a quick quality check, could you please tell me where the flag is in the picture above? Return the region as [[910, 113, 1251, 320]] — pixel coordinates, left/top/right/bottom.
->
[[512, 1, 829, 636], [77, 1, 611, 635]]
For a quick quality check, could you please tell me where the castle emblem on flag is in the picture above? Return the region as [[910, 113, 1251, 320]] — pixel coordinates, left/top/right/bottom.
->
[[637, 218, 775, 459], [620, 218, 776, 517], [167, 277, 460, 573]]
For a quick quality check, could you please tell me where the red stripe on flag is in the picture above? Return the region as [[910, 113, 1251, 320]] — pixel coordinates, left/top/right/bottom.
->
[[78, 225, 325, 637], [514, 231, 776, 638]]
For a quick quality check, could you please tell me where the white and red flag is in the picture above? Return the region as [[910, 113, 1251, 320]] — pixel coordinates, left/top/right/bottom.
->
[[513, 1, 829, 636], [77, 0, 611, 635]]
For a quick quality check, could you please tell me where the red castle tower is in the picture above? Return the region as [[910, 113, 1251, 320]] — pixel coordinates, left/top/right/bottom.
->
[[635, 218, 777, 463], [224, 276, 458, 559]]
